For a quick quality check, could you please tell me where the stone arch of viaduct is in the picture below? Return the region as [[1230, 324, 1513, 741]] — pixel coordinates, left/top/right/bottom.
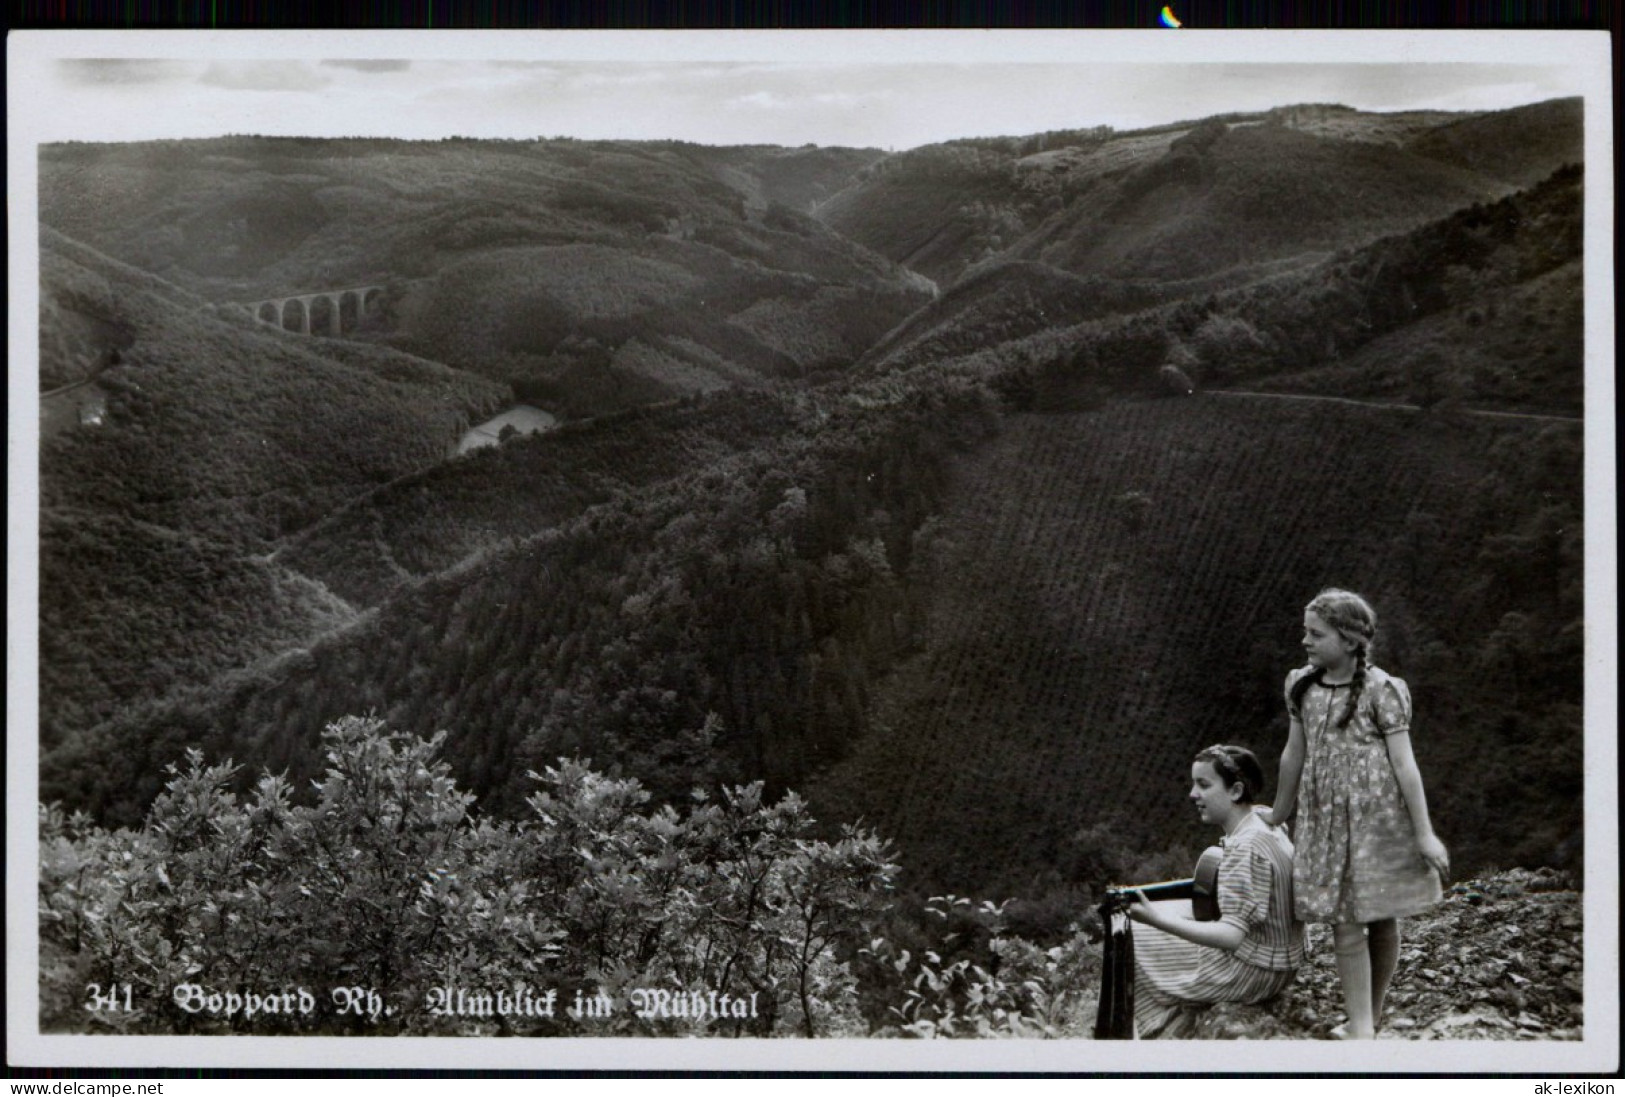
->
[[241, 286, 385, 337]]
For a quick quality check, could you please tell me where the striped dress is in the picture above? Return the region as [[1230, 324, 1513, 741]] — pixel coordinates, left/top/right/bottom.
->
[[1133, 812, 1305, 1039]]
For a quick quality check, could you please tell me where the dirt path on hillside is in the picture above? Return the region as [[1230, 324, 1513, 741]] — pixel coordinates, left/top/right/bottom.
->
[[1205, 388, 1583, 426]]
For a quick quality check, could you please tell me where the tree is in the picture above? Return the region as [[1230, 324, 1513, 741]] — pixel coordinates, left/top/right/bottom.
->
[[1191, 313, 1270, 383]]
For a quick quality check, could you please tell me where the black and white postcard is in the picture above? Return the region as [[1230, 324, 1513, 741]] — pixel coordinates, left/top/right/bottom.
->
[[7, 28, 1616, 1073]]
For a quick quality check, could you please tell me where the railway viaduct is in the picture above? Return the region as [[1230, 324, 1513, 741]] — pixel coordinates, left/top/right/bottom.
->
[[241, 285, 385, 337]]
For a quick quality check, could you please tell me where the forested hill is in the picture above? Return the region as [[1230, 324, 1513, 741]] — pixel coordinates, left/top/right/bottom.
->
[[38, 102, 1585, 911], [815, 98, 1581, 288], [860, 164, 1584, 419], [37, 227, 508, 746], [38, 138, 927, 419]]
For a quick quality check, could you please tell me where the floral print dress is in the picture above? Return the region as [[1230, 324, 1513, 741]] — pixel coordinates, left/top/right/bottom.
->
[[1288, 664, 1443, 924]]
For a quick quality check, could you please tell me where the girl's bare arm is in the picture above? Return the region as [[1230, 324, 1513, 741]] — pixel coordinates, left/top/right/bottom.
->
[[1263, 717, 1305, 826], [1385, 730, 1450, 878], [1126, 894, 1247, 951]]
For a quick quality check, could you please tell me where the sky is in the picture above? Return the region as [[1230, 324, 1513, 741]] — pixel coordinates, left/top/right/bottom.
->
[[10, 31, 1601, 150]]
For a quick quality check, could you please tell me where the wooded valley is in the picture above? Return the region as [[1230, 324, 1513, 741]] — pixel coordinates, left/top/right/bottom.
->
[[34, 98, 1589, 1034]]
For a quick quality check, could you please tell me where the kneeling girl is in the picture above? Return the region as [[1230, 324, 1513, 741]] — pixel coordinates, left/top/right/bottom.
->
[[1127, 745, 1305, 1038]]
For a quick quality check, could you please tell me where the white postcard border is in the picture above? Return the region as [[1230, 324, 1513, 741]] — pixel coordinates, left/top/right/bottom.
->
[[8, 28, 1616, 1074]]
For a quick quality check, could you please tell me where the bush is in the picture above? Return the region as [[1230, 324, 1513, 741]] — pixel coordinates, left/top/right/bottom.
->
[[39, 716, 901, 1037]]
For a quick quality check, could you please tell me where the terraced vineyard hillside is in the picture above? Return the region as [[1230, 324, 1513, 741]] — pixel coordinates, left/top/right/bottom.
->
[[807, 396, 1582, 895]]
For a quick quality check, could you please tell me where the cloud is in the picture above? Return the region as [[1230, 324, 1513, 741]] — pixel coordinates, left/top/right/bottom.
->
[[569, 67, 697, 89], [197, 61, 332, 92], [320, 60, 412, 73], [811, 90, 892, 107], [56, 59, 196, 86], [729, 90, 788, 110], [725, 86, 892, 113], [487, 61, 562, 70]]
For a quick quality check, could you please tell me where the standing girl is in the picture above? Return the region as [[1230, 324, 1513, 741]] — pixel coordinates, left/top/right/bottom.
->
[[1263, 589, 1449, 1039]]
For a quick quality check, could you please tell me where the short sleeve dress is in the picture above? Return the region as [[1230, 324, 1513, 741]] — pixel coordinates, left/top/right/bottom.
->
[[1132, 812, 1304, 1039], [1287, 664, 1443, 924]]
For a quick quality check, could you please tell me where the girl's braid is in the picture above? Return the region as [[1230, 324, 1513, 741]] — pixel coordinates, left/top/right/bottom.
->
[[1304, 588, 1379, 729], [1338, 643, 1369, 729], [1289, 664, 1326, 716]]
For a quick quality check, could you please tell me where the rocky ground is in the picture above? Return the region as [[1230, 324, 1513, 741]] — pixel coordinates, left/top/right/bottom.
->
[[1168, 868, 1584, 1040]]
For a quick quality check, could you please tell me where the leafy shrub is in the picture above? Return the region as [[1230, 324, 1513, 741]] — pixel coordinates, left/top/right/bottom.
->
[[44, 715, 1134, 1041], [862, 895, 1098, 1038], [40, 716, 901, 1037]]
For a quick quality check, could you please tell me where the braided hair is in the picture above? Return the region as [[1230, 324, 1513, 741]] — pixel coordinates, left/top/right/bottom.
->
[[1193, 744, 1266, 803], [1293, 588, 1377, 729]]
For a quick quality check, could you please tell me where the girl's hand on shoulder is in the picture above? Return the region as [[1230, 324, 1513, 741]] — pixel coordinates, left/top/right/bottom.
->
[[1254, 805, 1279, 827], [1417, 833, 1450, 881]]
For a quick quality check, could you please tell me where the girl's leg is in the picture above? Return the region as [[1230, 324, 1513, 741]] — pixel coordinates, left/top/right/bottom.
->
[[1132, 919, 1203, 1039], [1368, 919, 1400, 1027], [1333, 923, 1375, 1038]]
